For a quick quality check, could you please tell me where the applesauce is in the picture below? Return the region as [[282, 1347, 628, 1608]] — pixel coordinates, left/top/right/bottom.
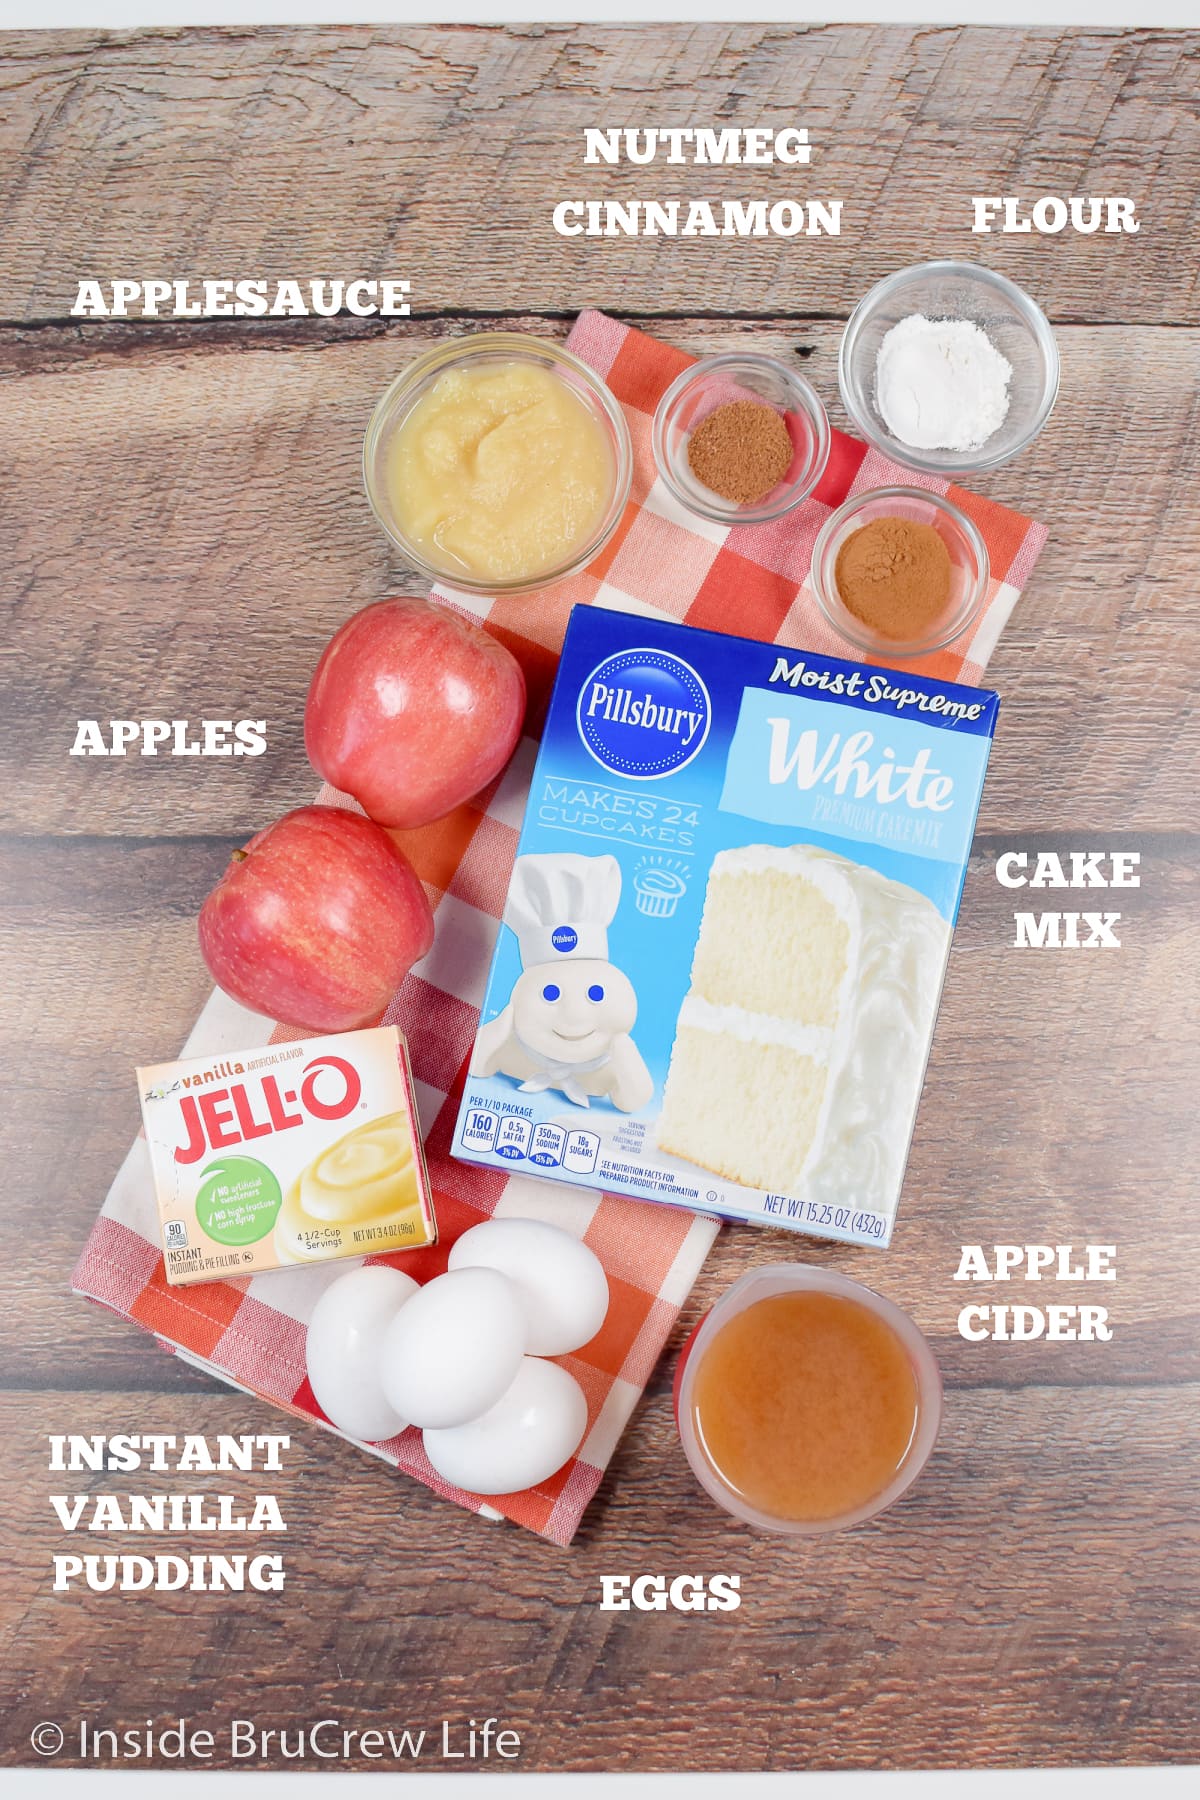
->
[[385, 361, 616, 584]]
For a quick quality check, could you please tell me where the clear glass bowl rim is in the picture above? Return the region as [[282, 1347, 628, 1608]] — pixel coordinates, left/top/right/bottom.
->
[[676, 1262, 943, 1536], [810, 482, 991, 658], [838, 258, 1061, 475], [362, 331, 634, 597], [652, 351, 832, 525]]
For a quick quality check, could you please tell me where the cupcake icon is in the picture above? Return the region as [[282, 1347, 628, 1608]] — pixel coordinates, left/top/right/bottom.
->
[[633, 860, 689, 919]]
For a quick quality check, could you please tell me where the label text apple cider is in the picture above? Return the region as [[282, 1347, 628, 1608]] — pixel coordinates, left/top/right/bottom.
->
[[955, 1244, 1115, 1342]]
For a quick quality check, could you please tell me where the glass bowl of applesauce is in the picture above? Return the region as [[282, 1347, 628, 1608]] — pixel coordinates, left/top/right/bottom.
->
[[363, 334, 633, 597], [675, 1264, 943, 1535]]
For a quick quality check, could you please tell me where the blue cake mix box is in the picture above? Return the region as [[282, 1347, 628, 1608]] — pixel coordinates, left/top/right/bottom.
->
[[452, 606, 999, 1248]]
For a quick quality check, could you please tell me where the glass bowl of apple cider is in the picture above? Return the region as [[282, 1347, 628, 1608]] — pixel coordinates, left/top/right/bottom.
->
[[674, 1265, 942, 1535]]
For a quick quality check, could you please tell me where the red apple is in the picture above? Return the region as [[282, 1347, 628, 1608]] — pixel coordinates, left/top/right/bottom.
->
[[198, 805, 435, 1033], [304, 597, 526, 829]]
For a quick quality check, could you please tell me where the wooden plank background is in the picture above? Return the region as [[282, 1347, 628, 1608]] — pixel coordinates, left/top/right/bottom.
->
[[2, 21, 1199, 1774]]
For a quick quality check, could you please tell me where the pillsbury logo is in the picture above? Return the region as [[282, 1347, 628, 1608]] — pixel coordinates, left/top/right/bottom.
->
[[576, 647, 711, 780], [550, 925, 578, 953]]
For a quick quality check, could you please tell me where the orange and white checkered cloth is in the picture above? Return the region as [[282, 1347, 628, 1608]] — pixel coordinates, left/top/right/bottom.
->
[[73, 312, 1046, 1545]]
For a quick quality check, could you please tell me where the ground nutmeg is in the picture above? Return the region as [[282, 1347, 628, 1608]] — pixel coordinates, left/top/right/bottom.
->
[[833, 515, 953, 641], [686, 400, 794, 505]]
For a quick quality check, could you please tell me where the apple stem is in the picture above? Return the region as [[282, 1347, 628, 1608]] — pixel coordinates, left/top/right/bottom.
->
[[230, 849, 249, 864]]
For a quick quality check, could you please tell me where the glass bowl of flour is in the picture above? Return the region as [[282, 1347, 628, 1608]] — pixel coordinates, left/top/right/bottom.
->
[[838, 261, 1060, 476]]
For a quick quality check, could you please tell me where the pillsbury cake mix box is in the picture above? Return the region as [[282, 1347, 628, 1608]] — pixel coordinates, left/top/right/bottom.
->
[[453, 606, 998, 1247]]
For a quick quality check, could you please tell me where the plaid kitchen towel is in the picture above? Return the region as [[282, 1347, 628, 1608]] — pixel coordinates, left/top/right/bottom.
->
[[73, 311, 1047, 1547]]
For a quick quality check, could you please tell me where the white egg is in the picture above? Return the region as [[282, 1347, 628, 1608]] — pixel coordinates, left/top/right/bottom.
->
[[304, 1264, 419, 1443], [380, 1266, 525, 1429], [423, 1356, 589, 1495], [447, 1218, 609, 1356]]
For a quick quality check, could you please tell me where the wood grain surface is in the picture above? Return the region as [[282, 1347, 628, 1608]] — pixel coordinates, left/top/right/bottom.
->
[[2, 21, 1199, 1775]]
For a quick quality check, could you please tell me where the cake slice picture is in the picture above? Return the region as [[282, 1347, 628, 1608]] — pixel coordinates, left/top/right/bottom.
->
[[656, 844, 952, 1211]]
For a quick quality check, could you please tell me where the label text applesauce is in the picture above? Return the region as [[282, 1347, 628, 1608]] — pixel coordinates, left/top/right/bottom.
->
[[71, 277, 410, 319]]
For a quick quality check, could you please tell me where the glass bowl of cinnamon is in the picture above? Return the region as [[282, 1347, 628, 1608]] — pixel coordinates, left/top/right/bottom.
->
[[652, 353, 831, 525], [809, 485, 990, 659]]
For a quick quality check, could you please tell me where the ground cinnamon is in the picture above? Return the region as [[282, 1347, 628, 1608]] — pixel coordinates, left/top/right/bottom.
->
[[686, 400, 794, 505], [833, 516, 953, 640]]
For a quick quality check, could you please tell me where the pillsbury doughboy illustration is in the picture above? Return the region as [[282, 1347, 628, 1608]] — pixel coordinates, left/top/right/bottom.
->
[[470, 852, 653, 1112]]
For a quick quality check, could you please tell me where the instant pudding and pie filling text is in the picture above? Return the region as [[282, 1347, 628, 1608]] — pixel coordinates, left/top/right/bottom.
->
[[453, 606, 999, 1248]]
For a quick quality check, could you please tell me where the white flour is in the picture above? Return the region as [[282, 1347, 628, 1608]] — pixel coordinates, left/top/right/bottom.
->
[[875, 313, 1012, 453]]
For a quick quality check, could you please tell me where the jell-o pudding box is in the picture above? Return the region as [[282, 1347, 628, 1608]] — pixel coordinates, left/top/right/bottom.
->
[[138, 1025, 436, 1286], [453, 605, 999, 1249]]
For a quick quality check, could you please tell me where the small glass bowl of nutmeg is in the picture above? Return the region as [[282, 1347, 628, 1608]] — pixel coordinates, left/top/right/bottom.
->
[[810, 485, 990, 660], [653, 353, 831, 526]]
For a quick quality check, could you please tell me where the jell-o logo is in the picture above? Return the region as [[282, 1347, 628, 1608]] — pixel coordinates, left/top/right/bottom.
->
[[173, 1056, 362, 1166]]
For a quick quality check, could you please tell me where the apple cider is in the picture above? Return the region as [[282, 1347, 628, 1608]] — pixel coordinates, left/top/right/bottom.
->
[[688, 1289, 922, 1524]]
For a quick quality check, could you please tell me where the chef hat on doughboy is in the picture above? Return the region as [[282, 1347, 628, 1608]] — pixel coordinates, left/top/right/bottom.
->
[[505, 853, 622, 969]]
